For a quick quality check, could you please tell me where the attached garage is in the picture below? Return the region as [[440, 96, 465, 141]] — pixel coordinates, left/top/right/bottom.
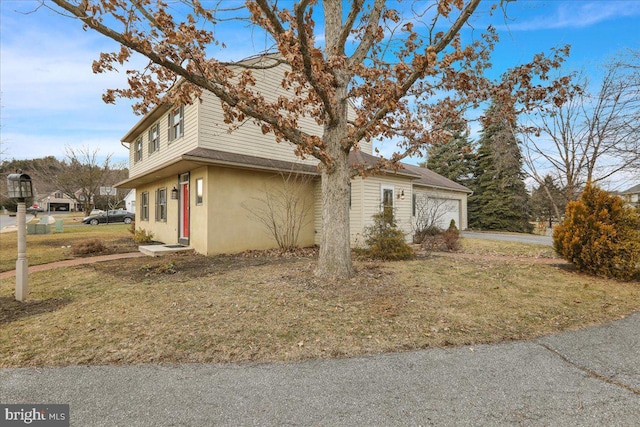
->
[[48, 202, 71, 211], [404, 164, 472, 231], [431, 197, 461, 229]]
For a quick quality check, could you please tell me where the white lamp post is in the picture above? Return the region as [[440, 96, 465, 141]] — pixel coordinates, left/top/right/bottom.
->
[[6, 172, 34, 302]]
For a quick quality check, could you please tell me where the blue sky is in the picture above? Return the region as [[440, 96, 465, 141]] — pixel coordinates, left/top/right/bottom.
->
[[1, 0, 639, 180]]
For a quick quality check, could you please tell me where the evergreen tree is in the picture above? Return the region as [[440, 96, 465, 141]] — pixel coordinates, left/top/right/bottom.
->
[[424, 127, 476, 188], [469, 101, 532, 232], [530, 175, 567, 228]]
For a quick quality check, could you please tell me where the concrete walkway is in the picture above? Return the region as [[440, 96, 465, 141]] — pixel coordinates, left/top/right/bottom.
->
[[1, 313, 638, 426]]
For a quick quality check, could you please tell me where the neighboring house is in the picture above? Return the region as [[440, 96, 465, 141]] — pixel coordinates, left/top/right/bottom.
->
[[116, 55, 471, 255], [123, 189, 136, 213], [618, 184, 640, 208], [72, 190, 96, 212], [35, 191, 77, 212]]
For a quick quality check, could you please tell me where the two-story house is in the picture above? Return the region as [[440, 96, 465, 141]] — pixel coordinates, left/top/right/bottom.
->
[[116, 55, 471, 255], [619, 184, 640, 208]]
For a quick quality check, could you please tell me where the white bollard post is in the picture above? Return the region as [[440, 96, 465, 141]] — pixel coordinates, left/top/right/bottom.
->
[[15, 201, 28, 301]]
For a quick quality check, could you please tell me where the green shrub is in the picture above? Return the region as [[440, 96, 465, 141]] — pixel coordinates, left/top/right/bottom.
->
[[363, 212, 415, 261], [129, 222, 154, 244], [553, 183, 640, 281]]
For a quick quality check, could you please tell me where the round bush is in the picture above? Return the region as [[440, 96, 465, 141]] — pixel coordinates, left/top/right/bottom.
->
[[553, 184, 640, 280]]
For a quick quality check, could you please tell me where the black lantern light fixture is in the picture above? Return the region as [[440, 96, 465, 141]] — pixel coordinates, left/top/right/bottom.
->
[[171, 186, 179, 200], [6, 172, 34, 201], [397, 189, 405, 200]]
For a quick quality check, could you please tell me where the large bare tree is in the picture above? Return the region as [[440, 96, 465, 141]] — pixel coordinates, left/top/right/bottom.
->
[[46, 0, 570, 278], [37, 145, 114, 215], [523, 50, 640, 212]]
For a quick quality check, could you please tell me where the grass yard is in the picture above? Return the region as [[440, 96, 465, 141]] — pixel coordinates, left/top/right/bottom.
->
[[0, 219, 138, 272], [1, 237, 638, 368]]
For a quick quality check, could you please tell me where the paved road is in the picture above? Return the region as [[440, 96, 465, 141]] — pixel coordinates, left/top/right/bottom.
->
[[1, 313, 638, 426], [463, 230, 553, 246], [0, 214, 34, 230]]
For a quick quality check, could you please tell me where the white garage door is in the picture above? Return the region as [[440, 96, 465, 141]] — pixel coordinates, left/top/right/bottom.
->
[[433, 198, 460, 230]]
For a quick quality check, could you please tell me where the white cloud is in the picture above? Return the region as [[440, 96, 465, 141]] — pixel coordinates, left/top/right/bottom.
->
[[0, 4, 144, 161], [504, 1, 640, 31]]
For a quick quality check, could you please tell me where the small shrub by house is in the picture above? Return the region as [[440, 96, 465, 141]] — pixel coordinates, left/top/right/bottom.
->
[[363, 212, 415, 261]]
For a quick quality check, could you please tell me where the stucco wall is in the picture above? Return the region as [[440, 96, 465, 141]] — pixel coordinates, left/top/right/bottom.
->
[[189, 167, 209, 254], [136, 166, 316, 254], [135, 177, 180, 246], [205, 167, 316, 255]]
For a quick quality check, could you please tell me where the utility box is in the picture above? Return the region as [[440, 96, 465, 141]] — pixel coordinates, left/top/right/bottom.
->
[[55, 219, 64, 233], [27, 223, 50, 235]]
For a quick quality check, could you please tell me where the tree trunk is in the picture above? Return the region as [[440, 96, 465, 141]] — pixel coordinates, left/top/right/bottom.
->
[[315, 148, 354, 279], [542, 183, 562, 224], [315, 66, 354, 279]]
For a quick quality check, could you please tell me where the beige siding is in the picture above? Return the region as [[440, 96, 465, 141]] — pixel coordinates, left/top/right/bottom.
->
[[349, 177, 366, 247], [359, 175, 414, 242], [197, 81, 321, 165], [126, 60, 374, 181], [129, 103, 199, 179], [315, 175, 415, 247], [196, 62, 373, 163], [136, 166, 316, 254]]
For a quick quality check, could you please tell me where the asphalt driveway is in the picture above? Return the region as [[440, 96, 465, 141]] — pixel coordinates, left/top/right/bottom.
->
[[463, 230, 553, 246], [1, 313, 638, 426]]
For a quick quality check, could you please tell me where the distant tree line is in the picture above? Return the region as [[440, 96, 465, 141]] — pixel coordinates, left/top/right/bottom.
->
[[0, 147, 128, 215]]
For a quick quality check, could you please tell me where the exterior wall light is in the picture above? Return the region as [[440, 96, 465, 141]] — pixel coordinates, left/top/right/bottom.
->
[[171, 186, 179, 200]]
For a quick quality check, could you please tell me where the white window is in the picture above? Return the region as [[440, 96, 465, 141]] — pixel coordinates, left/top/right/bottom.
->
[[412, 193, 416, 217], [134, 138, 143, 162], [195, 178, 203, 206], [168, 106, 184, 142], [148, 123, 160, 154]]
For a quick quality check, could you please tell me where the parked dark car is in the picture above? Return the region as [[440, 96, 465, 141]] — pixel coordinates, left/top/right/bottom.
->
[[82, 210, 135, 225]]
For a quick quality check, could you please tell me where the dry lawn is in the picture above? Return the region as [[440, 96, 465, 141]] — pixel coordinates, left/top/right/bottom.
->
[[1, 241, 638, 368], [0, 223, 138, 272]]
